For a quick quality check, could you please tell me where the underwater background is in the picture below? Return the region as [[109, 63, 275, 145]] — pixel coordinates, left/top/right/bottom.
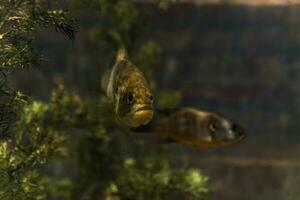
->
[[10, 2, 300, 200]]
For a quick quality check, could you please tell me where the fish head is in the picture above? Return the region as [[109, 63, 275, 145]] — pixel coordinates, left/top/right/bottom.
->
[[116, 86, 154, 127], [202, 112, 245, 145]]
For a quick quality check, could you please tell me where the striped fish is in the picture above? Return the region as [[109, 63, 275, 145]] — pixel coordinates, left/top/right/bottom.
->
[[131, 107, 245, 148]]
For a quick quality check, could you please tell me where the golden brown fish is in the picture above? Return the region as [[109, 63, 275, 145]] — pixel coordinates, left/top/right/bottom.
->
[[131, 107, 245, 148], [101, 48, 154, 127]]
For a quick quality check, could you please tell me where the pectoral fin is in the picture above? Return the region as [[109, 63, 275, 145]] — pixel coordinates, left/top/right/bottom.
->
[[159, 137, 178, 144], [156, 108, 180, 117], [97, 98, 116, 126]]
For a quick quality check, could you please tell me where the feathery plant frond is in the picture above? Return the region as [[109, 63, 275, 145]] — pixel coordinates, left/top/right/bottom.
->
[[0, 0, 75, 77], [0, 1, 75, 199]]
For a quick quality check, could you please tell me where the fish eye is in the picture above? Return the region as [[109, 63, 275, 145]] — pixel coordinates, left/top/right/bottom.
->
[[150, 95, 154, 103], [209, 122, 217, 132], [125, 93, 134, 104]]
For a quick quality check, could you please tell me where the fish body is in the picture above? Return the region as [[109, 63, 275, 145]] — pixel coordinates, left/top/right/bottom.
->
[[131, 107, 245, 148], [102, 48, 154, 127]]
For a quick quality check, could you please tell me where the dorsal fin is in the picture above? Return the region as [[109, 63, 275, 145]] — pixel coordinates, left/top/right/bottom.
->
[[116, 48, 128, 62]]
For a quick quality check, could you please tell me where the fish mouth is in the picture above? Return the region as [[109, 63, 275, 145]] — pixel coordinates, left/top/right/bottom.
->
[[221, 130, 246, 144], [197, 132, 245, 148], [134, 104, 153, 113], [229, 123, 246, 141], [122, 104, 153, 127], [205, 128, 245, 147], [234, 132, 246, 141], [220, 123, 246, 142]]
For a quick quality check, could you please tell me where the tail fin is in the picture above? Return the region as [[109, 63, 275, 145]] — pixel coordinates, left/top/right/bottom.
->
[[116, 48, 128, 62]]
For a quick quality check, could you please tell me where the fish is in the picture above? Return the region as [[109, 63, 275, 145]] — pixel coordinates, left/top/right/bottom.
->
[[131, 107, 245, 148], [101, 48, 154, 127]]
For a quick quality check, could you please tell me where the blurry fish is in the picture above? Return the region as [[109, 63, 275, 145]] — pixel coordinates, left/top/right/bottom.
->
[[131, 107, 245, 148], [101, 48, 154, 127]]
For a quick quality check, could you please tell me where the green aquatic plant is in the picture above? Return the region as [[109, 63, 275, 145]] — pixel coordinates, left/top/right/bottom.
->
[[156, 0, 179, 10], [105, 156, 209, 200], [0, 0, 75, 75], [0, 0, 74, 199]]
